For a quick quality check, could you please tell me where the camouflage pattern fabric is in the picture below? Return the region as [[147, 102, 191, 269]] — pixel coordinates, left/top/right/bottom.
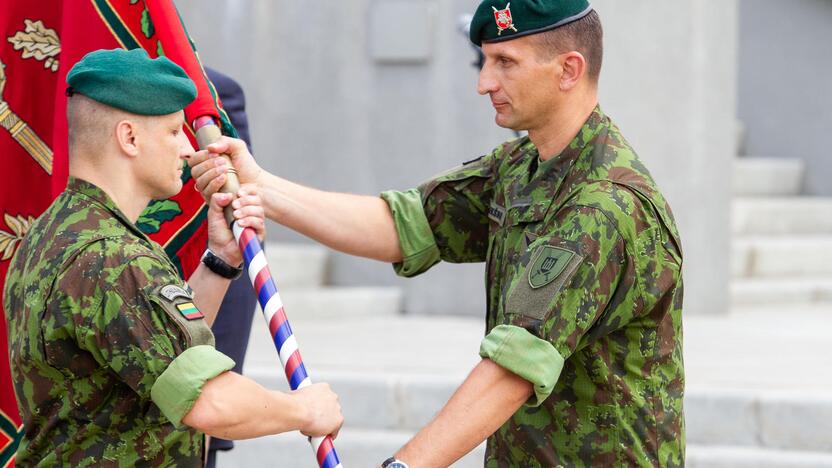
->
[[3, 177, 214, 466], [389, 106, 685, 466]]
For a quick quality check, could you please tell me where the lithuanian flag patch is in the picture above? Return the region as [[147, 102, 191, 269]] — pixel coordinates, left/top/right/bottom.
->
[[176, 302, 204, 320]]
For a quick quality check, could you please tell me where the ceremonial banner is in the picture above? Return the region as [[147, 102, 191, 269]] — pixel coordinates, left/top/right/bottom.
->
[[0, 2, 235, 464]]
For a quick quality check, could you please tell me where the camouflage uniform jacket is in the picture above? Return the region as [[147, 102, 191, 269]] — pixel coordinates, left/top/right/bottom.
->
[[382, 106, 685, 466], [3, 177, 234, 466]]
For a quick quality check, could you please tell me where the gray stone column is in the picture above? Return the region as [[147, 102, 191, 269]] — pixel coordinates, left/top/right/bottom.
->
[[595, 0, 737, 315]]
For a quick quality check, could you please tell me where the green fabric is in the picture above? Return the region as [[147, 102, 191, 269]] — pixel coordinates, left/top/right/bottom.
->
[[380, 188, 441, 277], [151, 345, 235, 428], [66, 48, 196, 115], [390, 106, 685, 465], [3, 177, 216, 465], [480, 325, 563, 406], [469, 0, 593, 46]]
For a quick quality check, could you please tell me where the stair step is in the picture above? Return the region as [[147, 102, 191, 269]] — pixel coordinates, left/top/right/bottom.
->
[[243, 369, 464, 431], [732, 278, 832, 305], [685, 389, 832, 452], [264, 243, 329, 288], [733, 197, 832, 235], [215, 432, 832, 467], [733, 237, 832, 278], [734, 158, 804, 197], [241, 363, 832, 454], [215, 428, 485, 467], [687, 445, 832, 468], [272, 286, 404, 319]]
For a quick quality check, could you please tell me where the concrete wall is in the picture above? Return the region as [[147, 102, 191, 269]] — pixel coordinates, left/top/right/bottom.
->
[[177, 0, 736, 316], [737, 0, 832, 196]]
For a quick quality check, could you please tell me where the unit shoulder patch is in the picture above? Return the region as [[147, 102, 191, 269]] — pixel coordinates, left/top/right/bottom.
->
[[528, 245, 575, 289]]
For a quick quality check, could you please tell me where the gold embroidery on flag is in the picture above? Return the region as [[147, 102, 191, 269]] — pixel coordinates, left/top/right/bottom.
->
[[0, 60, 53, 175], [7, 19, 60, 72], [0, 213, 34, 261]]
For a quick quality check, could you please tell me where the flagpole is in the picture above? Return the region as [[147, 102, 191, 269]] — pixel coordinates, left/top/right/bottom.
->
[[193, 116, 342, 468]]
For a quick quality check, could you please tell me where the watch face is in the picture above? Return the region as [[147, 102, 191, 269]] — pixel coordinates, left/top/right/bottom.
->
[[388, 463, 408, 468]]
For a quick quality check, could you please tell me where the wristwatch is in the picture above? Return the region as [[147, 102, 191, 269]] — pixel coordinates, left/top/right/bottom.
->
[[201, 249, 244, 279], [381, 457, 409, 468]]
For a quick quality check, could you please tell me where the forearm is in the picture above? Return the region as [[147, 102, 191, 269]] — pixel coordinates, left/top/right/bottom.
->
[[258, 171, 403, 262], [182, 371, 306, 439], [395, 359, 533, 467], [186, 263, 232, 326]]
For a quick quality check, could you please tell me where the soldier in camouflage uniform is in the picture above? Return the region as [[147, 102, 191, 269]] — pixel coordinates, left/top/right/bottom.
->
[[189, 0, 684, 466], [3, 49, 342, 466]]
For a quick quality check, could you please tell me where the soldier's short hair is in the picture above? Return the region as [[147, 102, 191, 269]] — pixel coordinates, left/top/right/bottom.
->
[[532, 9, 603, 83]]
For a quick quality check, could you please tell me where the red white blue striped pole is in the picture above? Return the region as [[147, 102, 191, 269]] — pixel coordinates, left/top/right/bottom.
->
[[193, 116, 342, 468]]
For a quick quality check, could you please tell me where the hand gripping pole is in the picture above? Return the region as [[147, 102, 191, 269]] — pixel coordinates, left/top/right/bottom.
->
[[193, 116, 342, 468]]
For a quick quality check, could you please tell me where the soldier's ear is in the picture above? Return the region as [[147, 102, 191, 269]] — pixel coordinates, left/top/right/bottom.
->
[[114, 119, 140, 158], [558, 51, 586, 92]]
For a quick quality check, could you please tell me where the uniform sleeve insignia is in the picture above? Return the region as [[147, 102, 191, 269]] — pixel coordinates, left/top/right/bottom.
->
[[159, 284, 192, 302], [528, 245, 575, 289], [176, 302, 204, 320]]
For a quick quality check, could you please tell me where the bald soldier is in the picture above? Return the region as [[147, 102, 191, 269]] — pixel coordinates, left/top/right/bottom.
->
[[191, 1, 684, 466], [3, 49, 342, 466]]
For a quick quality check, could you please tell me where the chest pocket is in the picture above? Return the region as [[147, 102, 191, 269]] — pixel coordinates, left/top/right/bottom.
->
[[148, 284, 215, 348]]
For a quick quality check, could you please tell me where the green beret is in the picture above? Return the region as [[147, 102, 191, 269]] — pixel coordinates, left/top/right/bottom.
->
[[469, 0, 593, 46], [66, 48, 197, 116]]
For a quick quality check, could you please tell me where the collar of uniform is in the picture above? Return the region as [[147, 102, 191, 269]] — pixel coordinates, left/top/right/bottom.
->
[[503, 105, 607, 226], [65, 176, 153, 242]]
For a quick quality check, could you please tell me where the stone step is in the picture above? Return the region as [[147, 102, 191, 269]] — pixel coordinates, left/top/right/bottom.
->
[[215, 430, 832, 467], [732, 278, 832, 306], [236, 312, 832, 459], [687, 445, 832, 468], [242, 367, 832, 454], [733, 157, 804, 197], [684, 388, 832, 453], [733, 197, 832, 235], [215, 428, 484, 467], [265, 286, 404, 320], [732, 236, 832, 278], [264, 242, 330, 288]]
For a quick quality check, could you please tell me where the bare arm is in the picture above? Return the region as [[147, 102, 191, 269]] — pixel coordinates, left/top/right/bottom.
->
[[185, 263, 230, 327], [182, 371, 343, 440], [256, 170, 402, 262], [189, 137, 403, 263], [393, 359, 533, 467]]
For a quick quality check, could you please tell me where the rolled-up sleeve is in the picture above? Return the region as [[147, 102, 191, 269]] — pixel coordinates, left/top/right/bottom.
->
[[479, 324, 564, 406], [381, 188, 441, 277], [151, 345, 235, 427]]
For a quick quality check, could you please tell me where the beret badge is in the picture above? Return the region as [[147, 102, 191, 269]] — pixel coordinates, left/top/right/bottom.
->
[[492, 3, 518, 36]]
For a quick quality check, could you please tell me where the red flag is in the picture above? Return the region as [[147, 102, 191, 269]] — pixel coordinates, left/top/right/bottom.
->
[[0, 2, 236, 464]]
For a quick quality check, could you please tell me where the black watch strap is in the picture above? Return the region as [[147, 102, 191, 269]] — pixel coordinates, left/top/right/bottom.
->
[[201, 249, 243, 279], [381, 457, 408, 468]]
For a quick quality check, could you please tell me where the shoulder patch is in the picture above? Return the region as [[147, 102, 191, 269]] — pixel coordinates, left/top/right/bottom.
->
[[159, 284, 192, 302], [175, 302, 204, 320], [528, 245, 575, 289]]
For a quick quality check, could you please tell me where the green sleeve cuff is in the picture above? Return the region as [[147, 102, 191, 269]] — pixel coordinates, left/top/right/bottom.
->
[[150, 345, 235, 428], [380, 188, 441, 277], [479, 324, 564, 406]]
